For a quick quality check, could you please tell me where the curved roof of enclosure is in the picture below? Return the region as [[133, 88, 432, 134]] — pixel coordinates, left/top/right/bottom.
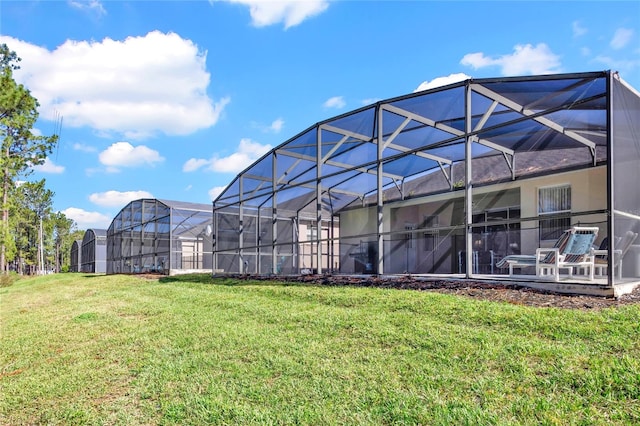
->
[[214, 71, 616, 215], [82, 228, 107, 243], [108, 198, 213, 237], [155, 199, 211, 212]]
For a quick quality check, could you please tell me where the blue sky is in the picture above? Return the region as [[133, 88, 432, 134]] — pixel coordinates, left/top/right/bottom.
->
[[1, 0, 639, 230]]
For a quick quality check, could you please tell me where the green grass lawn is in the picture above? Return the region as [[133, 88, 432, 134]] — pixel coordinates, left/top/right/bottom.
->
[[1, 273, 639, 425]]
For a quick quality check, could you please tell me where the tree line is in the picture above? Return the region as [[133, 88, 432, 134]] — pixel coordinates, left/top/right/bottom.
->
[[1, 43, 82, 274]]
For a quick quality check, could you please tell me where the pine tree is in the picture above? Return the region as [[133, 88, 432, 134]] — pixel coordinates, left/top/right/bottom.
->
[[0, 44, 59, 273]]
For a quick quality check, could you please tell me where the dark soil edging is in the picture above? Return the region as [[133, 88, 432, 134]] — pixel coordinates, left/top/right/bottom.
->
[[135, 272, 640, 310], [218, 274, 640, 310]]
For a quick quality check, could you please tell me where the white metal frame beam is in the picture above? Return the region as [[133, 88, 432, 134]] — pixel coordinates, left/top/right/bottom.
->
[[471, 83, 598, 151]]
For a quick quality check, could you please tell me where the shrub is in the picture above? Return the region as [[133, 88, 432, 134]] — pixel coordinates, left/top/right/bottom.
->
[[0, 271, 19, 287]]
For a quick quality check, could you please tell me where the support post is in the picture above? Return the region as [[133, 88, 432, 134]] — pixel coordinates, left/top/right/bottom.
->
[[377, 105, 384, 275], [256, 207, 261, 274], [316, 126, 323, 274], [212, 207, 217, 274], [238, 177, 244, 274], [272, 152, 278, 274], [606, 71, 614, 287], [465, 81, 473, 278]]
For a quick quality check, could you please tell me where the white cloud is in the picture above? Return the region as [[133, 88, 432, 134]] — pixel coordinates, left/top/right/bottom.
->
[[414, 73, 470, 93], [252, 117, 285, 133], [209, 186, 227, 201], [572, 21, 587, 38], [32, 157, 65, 174], [361, 98, 380, 106], [183, 158, 210, 173], [183, 138, 271, 174], [221, 0, 329, 29], [211, 138, 271, 172], [62, 207, 112, 229], [269, 118, 284, 133], [73, 143, 97, 153], [89, 190, 153, 208], [324, 96, 346, 109], [610, 28, 634, 50], [593, 55, 640, 74], [460, 52, 499, 69], [68, 0, 106, 17], [99, 142, 164, 171], [460, 43, 562, 76], [0, 32, 229, 139]]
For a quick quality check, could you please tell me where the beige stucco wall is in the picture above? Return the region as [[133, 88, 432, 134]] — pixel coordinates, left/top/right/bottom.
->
[[297, 220, 340, 272], [518, 166, 606, 254], [338, 165, 607, 273], [338, 205, 378, 238]]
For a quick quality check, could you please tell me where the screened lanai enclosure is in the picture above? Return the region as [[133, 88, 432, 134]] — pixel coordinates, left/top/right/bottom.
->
[[80, 229, 106, 273], [70, 239, 82, 272], [213, 71, 640, 296], [107, 199, 213, 275]]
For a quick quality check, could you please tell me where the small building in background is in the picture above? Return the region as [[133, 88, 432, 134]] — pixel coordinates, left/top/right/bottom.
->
[[80, 229, 107, 273], [106, 199, 213, 275], [70, 239, 82, 272]]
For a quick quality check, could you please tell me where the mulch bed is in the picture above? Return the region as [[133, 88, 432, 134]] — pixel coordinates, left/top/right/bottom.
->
[[228, 274, 640, 310], [140, 273, 640, 310]]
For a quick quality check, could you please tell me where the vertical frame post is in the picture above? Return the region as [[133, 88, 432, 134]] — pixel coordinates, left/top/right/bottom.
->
[[256, 206, 261, 274], [377, 105, 384, 275], [606, 71, 614, 287], [316, 126, 323, 274], [272, 152, 278, 274], [238, 176, 244, 274], [212, 205, 217, 274], [465, 81, 473, 278]]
